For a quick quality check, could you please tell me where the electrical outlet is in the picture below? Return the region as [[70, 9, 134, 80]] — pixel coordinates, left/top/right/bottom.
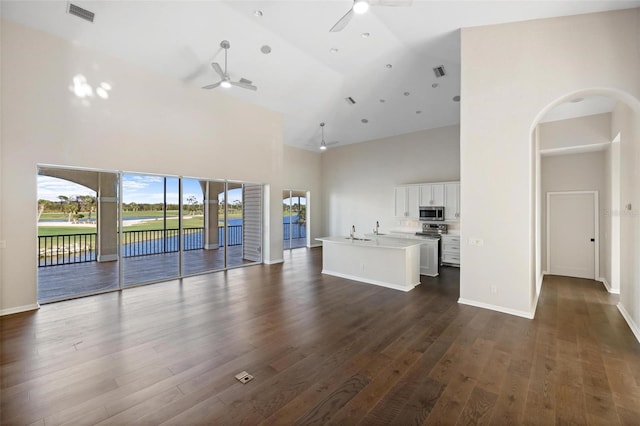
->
[[0, 240, 6, 249], [490, 285, 497, 295]]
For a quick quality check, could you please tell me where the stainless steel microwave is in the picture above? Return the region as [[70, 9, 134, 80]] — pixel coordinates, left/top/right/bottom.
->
[[419, 206, 444, 221]]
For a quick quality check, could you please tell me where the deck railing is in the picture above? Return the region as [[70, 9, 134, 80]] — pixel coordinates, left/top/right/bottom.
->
[[38, 222, 306, 267]]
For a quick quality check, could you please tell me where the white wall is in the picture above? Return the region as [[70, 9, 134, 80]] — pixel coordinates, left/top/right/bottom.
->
[[540, 151, 607, 276], [0, 20, 285, 314], [283, 145, 323, 247], [321, 126, 460, 238], [611, 102, 640, 340], [539, 113, 612, 152], [460, 8, 640, 318]]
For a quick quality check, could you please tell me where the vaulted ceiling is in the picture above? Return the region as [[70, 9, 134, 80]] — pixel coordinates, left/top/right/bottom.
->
[[3, 1, 638, 150]]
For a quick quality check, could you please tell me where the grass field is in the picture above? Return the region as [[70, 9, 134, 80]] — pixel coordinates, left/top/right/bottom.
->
[[37, 212, 242, 236]]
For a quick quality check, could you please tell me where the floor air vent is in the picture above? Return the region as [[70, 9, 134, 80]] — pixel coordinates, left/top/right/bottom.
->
[[68, 3, 95, 23]]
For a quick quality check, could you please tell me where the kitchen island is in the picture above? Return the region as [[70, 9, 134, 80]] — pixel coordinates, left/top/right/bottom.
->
[[315, 236, 421, 291]]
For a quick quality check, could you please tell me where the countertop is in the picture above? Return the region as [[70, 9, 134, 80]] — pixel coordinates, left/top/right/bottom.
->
[[316, 236, 422, 249], [366, 233, 439, 242]]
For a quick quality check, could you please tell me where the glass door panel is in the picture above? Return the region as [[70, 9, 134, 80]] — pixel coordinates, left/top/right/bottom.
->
[[37, 167, 119, 303], [181, 179, 226, 275], [122, 174, 179, 286], [283, 190, 306, 250], [226, 182, 243, 267]]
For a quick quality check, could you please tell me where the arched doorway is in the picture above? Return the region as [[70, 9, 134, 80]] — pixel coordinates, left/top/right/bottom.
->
[[530, 89, 640, 338]]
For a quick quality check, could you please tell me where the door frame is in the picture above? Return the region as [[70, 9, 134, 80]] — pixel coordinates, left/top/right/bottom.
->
[[546, 190, 599, 279]]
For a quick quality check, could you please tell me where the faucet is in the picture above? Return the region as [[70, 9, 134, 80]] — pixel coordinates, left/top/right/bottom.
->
[[350, 225, 356, 239], [374, 221, 380, 235]]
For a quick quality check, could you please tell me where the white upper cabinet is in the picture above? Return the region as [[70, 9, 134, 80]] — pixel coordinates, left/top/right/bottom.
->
[[396, 181, 460, 221], [444, 182, 460, 221], [394, 186, 408, 217], [419, 183, 444, 206], [394, 185, 420, 218]]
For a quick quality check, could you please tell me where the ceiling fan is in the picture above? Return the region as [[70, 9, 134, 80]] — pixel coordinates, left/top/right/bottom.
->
[[202, 40, 257, 91], [330, 0, 413, 32], [318, 122, 339, 151]]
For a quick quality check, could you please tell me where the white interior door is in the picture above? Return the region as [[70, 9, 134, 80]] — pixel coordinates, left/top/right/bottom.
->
[[547, 192, 597, 279]]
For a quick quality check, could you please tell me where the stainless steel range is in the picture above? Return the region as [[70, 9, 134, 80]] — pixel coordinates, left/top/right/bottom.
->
[[416, 223, 448, 265], [416, 223, 448, 237]]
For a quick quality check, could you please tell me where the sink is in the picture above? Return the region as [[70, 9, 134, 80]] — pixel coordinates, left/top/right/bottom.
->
[[345, 237, 372, 241]]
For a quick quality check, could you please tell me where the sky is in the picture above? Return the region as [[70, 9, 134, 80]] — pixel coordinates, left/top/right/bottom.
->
[[38, 174, 242, 204]]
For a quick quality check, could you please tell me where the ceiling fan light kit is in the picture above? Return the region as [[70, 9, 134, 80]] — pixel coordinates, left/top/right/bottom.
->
[[202, 40, 257, 91], [353, 0, 370, 14], [318, 122, 339, 151]]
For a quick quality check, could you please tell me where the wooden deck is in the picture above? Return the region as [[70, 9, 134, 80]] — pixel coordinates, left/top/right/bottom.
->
[[38, 245, 251, 303], [3, 249, 640, 424], [38, 238, 307, 303]]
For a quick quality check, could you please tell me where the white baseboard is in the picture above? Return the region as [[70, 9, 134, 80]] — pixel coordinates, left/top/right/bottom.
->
[[204, 244, 220, 250], [264, 258, 284, 265], [617, 303, 640, 344], [458, 298, 534, 319], [322, 269, 419, 292], [0, 303, 40, 317], [598, 277, 619, 294]]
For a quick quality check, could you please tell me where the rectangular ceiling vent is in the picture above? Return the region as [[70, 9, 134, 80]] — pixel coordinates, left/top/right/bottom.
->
[[433, 65, 446, 78], [345, 97, 356, 105], [68, 3, 95, 23]]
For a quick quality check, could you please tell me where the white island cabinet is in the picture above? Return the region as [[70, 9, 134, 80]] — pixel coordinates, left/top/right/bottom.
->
[[382, 233, 439, 277], [316, 236, 421, 292]]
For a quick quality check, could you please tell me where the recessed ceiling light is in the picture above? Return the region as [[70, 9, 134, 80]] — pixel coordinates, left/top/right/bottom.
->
[[330, 48, 339, 54], [361, 32, 370, 38], [361, 118, 369, 124], [432, 83, 438, 88], [404, 92, 410, 96], [261, 45, 272, 54], [570, 97, 584, 103], [254, 10, 263, 17], [379, 99, 386, 103], [453, 95, 461, 102], [386, 64, 392, 69]]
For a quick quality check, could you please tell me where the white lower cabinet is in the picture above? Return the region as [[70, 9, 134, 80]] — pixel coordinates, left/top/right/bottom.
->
[[441, 235, 460, 266], [419, 240, 438, 277], [382, 233, 439, 277]]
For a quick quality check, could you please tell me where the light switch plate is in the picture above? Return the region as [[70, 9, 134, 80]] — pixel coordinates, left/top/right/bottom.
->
[[0, 240, 6, 249]]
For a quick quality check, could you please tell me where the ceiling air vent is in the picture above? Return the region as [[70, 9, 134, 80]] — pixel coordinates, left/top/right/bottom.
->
[[433, 65, 446, 78], [68, 3, 95, 23], [345, 97, 356, 105]]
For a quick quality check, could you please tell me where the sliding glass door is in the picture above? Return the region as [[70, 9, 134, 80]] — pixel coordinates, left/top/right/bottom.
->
[[283, 190, 307, 250], [122, 174, 180, 287], [37, 167, 263, 302], [37, 166, 120, 303]]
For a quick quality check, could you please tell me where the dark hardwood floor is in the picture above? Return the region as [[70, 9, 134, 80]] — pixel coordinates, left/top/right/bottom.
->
[[2, 248, 640, 425]]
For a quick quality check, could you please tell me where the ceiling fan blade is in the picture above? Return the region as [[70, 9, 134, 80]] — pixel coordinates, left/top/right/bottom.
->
[[211, 62, 225, 79], [202, 81, 222, 90], [230, 80, 257, 91], [330, 8, 354, 32], [238, 78, 253, 85]]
